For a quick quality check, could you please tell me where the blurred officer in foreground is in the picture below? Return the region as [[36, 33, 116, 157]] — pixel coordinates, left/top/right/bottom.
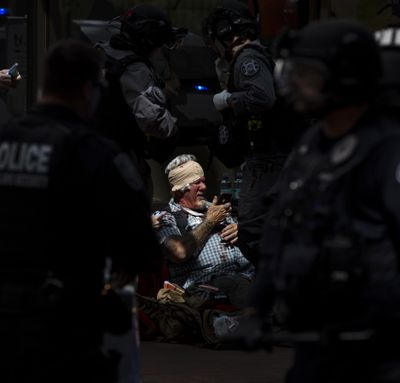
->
[[203, 0, 305, 265], [95, 3, 187, 199], [375, 27, 400, 117], [237, 19, 400, 382], [0, 39, 163, 383]]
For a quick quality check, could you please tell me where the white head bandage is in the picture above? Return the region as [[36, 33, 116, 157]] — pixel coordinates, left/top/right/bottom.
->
[[165, 154, 204, 192]]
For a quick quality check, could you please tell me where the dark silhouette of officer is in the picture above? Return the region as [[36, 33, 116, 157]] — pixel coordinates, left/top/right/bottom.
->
[[239, 19, 400, 383], [203, 0, 306, 265], [95, 3, 187, 200], [0, 39, 163, 383]]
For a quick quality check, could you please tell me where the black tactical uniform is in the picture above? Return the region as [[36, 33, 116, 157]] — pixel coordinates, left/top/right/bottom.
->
[[215, 41, 277, 165], [0, 104, 163, 382], [225, 41, 294, 265], [94, 4, 186, 199], [203, 1, 305, 264], [247, 19, 400, 382]]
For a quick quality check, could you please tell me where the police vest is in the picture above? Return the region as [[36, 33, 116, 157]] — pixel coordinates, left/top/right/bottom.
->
[[0, 111, 92, 283], [213, 44, 307, 168], [268, 115, 400, 331]]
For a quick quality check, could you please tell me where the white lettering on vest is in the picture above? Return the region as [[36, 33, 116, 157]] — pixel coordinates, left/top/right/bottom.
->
[[0, 142, 53, 174]]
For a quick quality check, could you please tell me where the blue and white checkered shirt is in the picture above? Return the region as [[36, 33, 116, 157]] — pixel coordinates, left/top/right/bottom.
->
[[156, 199, 255, 288]]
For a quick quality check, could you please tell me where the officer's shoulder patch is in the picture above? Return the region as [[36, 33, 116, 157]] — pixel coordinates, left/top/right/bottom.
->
[[240, 59, 260, 77]]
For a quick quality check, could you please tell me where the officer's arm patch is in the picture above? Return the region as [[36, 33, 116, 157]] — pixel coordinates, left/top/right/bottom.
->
[[240, 59, 260, 77]]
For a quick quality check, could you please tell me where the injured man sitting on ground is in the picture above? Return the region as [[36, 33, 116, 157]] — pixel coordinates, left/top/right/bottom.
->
[[154, 154, 254, 309]]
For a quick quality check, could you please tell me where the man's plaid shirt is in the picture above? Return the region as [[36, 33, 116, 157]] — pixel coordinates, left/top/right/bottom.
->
[[156, 199, 255, 288]]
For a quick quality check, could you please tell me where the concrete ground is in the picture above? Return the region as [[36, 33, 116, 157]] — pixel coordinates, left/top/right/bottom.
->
[[140, 340, 294, 383]]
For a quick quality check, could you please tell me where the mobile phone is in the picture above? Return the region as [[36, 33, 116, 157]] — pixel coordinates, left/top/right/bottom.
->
[[8, 62, 19, 78], [217, 193, 232, 205]]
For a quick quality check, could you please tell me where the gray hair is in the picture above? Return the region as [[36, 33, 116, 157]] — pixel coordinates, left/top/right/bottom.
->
[[165, 154, 198, 193], [164, 154, 197, 174]]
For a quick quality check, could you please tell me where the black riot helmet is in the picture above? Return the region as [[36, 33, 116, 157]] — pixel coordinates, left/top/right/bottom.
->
[[273, 19, 382, 114], [202, 0, 258, 55], [116, 4, 187, 52]]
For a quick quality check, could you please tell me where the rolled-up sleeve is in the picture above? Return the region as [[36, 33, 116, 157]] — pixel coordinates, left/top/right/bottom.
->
[[120, 62, 178, 138]]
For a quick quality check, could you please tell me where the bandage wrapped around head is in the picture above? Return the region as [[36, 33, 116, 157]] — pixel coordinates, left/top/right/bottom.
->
[[165, 154, 204, 192]]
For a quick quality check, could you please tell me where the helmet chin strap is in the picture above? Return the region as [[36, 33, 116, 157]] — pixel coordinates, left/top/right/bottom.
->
[[218, 35, 248, 61]]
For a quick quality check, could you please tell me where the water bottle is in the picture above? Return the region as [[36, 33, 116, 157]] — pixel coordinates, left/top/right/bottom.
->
[[219, 173, 233, 204], [212, 315, 240, 338], [233, 172, 243, 201]]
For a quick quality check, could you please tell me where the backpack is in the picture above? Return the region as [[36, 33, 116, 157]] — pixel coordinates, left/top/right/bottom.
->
[[94, 51, 178, 163], [137, 290, 241, 347]]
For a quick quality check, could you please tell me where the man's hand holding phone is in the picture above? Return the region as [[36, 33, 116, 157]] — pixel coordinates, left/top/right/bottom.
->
[[217, 192, 232, 205], [0, 69, 12, 87], [10, 63, 22, 82], [207, 195, 232, 225], [0, 63, 21, 88]]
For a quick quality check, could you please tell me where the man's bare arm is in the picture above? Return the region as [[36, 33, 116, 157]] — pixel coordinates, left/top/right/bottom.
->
[[164, 199, 231, 263]]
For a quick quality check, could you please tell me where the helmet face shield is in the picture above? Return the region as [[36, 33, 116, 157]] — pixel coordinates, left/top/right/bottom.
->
[[202, 6, 257, 49], [275, 58, 330, 114], [274, 20, 382, 111]]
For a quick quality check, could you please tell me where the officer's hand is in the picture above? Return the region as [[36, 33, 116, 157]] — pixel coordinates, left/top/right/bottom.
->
[[0, 68, 21, 88], [206, 196, 231, 224], [213, 89, 232, 111], [0, 69, 12, 87], [164, 74, 180, 99]]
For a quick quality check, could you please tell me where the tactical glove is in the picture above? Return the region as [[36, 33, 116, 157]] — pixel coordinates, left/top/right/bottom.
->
[[222, 314, 273, 351], [213, 90, 232, 111]]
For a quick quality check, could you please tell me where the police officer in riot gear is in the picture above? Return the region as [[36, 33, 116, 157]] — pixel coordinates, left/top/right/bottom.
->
[[203, 0, 276, 167], [0, 39, 163, 383], [240, 19, 400, 382], [203, 0, 305, 265], [95, 3, 187, 199], [203, 0, 276, 155]]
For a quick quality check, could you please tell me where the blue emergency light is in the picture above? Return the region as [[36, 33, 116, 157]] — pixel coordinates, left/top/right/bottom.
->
[[194, 85, 209, 91], [0, 8, 9, 15]]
